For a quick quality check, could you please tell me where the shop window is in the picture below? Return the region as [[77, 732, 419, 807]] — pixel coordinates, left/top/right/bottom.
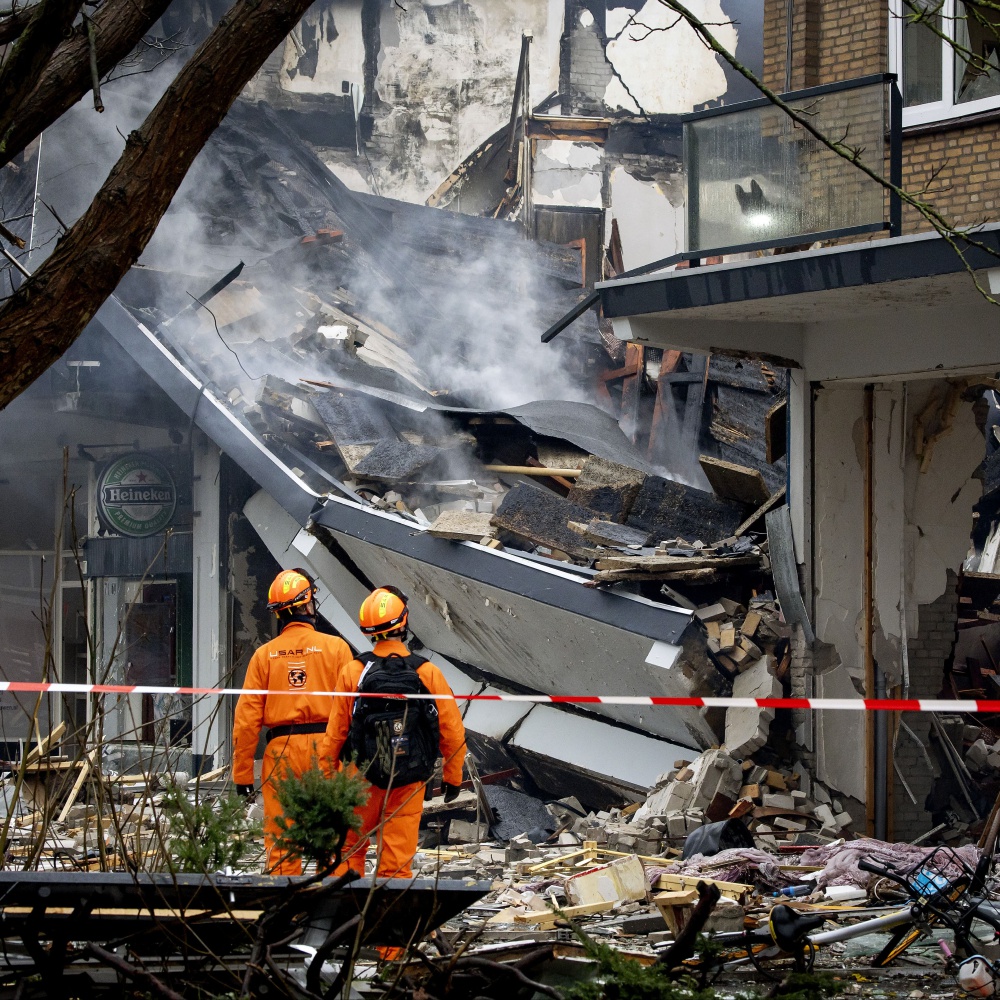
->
[[891, 0, 1000, 124]]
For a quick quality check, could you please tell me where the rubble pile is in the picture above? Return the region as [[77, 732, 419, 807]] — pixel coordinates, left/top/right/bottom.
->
[[410, 761, 988, 985], [623, 747, 856, 851], [0, 740, 245, 872]]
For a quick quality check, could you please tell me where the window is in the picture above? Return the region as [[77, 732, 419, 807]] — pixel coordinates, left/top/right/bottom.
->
[[890, 0, 1000, 125]]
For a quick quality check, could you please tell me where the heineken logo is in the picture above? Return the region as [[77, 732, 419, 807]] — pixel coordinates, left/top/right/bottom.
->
[[97, 453, 177, 537]]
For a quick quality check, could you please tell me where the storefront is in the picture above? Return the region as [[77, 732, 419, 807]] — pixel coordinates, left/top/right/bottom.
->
[[0, 322, 277, 770]]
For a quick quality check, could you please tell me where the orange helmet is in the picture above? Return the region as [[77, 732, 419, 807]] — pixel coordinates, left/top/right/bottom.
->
[[359, 587, 408, 638], [267, 569, 315, 614]]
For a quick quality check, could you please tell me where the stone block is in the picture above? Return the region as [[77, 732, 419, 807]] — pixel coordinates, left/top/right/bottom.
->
[[833, 811, 853, 828], [762, 793, 796, 810], [687, 749, 742, 809], [666, 812, 686, 838], [772, 816, 807, 832], [724, 656, 781, 757], [967, 738, 989, 772], [813, 803, 836, 828]]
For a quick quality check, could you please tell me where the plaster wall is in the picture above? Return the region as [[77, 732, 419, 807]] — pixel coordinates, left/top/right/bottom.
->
[[533, 141, 604, 209], [604, 1, 737, 114], [809, 379, 981, 803], [812, 385, 865, 685], [608, 166, 685, 269], [281, 2, 366, 99]]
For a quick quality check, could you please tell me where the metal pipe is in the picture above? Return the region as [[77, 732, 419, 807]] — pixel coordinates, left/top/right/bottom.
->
[[785, 0, 794, 92]]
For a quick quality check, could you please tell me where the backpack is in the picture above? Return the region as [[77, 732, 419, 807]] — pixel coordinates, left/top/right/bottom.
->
[[343, 653, 440, 789]]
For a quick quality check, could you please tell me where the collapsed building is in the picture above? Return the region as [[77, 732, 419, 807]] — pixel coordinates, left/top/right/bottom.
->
[[0, 90, 801, 816], [4, 0, 1000, 868]]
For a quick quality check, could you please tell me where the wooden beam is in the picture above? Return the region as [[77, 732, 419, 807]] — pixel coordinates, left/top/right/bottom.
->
[[619, 343, 644, 444], [680, 355, 708, 456], [648, 350, 683, 460], [698, 455, 771, 506]]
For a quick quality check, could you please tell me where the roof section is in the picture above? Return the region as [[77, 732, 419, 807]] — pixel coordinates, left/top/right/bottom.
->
[[595, 226, 1000, 380], [598, 225, 1000, 320]]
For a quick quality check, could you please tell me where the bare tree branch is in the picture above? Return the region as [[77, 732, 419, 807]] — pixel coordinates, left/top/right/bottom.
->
[[0, 6, 32, 46], [0, 0, 321, 410]]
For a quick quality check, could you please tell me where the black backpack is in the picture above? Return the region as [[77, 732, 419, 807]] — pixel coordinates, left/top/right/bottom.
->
[[343, 653, 440, 789]]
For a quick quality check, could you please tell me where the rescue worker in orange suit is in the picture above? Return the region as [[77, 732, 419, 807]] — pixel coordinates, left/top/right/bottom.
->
[[232, 569, 353, 875], [322, 586, 467, 880]]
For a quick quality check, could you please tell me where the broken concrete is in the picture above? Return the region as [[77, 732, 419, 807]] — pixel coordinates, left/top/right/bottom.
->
[[725, 656, 781, 757]]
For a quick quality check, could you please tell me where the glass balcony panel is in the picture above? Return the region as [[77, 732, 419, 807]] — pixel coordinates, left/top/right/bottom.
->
[[685, 78, 891, 253]]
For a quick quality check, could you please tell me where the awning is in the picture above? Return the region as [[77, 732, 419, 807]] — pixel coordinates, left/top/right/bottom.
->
[[596, 225, 1000, 381]]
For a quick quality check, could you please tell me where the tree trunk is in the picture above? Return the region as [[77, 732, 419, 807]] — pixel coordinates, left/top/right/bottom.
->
[[0, 0, 316, 410], [0, 0, 173, 169]]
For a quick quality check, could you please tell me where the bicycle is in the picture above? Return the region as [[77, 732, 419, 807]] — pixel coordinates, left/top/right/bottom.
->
[[688, 847, 1000, 978]]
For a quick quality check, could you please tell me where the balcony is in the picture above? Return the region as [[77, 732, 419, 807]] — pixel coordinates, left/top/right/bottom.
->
[[683, 73, 902, 257]]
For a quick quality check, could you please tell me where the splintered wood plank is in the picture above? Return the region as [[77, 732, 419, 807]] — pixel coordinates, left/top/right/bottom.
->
[[733, 486, 786, 538], [619, 344, 644, 444], [648, 350, 683, 459], [698, 455, 771, 507]]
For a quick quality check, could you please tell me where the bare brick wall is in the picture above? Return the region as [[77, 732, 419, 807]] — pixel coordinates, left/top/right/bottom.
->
[[891, 572, 958, 840], [567, 21, 612, 115], [763, 0, 883, 91], [901, 123, 1000, 232]]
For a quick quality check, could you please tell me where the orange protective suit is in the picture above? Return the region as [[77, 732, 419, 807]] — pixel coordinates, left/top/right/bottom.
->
[[322, 639, 467, 879], [232, 621, 353, 874]]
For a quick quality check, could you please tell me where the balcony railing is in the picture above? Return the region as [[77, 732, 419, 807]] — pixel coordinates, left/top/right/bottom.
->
[[683, 73, 902, 256]]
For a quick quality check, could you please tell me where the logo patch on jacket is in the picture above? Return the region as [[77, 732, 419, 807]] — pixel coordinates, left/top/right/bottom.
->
[[288, 667, 307, 688]]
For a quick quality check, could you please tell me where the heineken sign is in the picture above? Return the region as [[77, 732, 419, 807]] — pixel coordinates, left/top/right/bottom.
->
[[97, 453, 177, 537]]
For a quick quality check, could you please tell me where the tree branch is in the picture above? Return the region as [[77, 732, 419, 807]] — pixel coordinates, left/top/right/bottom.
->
[[0, 0, 320, 410], [0, 0, 172, 169], [84, 943, 185, 1000], [0, 7, 32, 46], [0, 0, 84, 141]]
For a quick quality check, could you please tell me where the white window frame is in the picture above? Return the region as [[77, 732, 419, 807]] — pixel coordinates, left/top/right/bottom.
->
[[889, 0, 1000, 126]]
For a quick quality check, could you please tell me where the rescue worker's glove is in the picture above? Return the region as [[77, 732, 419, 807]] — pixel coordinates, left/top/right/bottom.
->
[[235, 784, 255, 800], [442, 782, 461, 803]]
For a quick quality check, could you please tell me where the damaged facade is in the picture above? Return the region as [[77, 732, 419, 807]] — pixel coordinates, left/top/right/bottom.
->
[[0, 0, 997, 935], [5, 0, 1000, 994]]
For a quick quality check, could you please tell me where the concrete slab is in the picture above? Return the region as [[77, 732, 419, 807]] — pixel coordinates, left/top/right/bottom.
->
[[724, 655, 780, 757], [462, 686, 535, 740], [508, 704, 689, 791]]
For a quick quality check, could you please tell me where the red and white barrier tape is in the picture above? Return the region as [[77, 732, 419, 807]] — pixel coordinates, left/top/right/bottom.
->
[[0, 681, 992, 712]]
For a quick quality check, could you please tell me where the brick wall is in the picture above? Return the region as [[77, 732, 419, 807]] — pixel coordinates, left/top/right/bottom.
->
[[891, 572, 958, 839], [901, 123, 1000, 232], [762, 2, 1000, 237], [763, 0, 884, 92], [567, 19, 612, 115]]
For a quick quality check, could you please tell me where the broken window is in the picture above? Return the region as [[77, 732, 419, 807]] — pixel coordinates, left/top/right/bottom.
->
[[902, 0, 943, 107], [892, 0, 1000, 123], [955, 0, 1000, 103]]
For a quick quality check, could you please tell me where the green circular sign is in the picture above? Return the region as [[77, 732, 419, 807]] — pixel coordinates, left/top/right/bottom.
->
[[97, 453, 177, 537]]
